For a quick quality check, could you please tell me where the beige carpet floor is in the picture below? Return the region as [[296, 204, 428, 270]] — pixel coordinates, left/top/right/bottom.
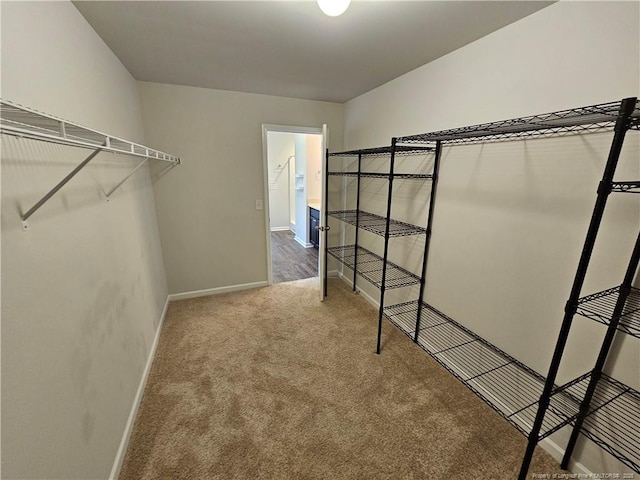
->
[[120, 278, 567, 479]]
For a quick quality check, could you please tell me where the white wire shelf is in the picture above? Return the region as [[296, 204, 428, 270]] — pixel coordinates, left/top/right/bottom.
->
[[1, 99, 181, 227], [0, 100, 180, 163]]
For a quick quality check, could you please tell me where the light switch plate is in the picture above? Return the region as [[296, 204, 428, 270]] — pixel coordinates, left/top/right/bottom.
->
[[256, 199, 264, 210]]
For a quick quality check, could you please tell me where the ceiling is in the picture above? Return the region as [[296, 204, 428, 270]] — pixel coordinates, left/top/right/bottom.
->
[[74, 1, 553, 104]]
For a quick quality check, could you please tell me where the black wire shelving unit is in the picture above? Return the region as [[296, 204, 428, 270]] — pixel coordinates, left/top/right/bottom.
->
[[387, 97, 640, 478], [323, 144, 439, 354]]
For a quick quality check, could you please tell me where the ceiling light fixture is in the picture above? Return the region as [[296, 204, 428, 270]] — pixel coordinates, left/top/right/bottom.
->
[[317, 0, 351, 17]]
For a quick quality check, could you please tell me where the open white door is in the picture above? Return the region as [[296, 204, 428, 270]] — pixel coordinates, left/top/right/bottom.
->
[[319, 124, 328, 300]]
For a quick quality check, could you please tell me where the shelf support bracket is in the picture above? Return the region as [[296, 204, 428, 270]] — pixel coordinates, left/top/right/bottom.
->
[[105, 157, 150, 200], [20, 146, 104, 229]]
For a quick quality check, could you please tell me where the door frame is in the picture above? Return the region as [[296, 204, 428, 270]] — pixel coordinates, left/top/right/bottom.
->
[[261, 124, 325, 286]]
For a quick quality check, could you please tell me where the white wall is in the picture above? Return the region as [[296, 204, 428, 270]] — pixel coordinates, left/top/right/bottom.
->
[[306, 134, 323, 203], [138, 81, 344, 295], [1, 2, 169, 479], [289, 154, 296, 229], [267, 132, 295, 230], [294, 134, 309, 244], [343, 1, 639, 474]]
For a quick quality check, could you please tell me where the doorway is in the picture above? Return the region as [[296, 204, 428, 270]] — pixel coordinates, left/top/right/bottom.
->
[[262, 126, 324, 285]]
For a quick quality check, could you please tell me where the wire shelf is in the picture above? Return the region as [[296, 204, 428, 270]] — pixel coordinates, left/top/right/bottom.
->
[[328, 209, 426, 237], [383, 301, 590, 439], [0, 100, 180, 163], [328, 145, 434, 157], [611, 181, 640, 194], [327, 171, 433, 179], [578, 374, 640, 473], [576, 286, 640, 338], [384, 300, 640, 471], [397, 99, 640, 145], [326, 245, 420, 289]]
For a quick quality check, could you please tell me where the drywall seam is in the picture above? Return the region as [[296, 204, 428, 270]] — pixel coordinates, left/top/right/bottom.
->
[[109, 296, 170, 480], [168, 281, 268, 301], [334, 275, 592, 474]]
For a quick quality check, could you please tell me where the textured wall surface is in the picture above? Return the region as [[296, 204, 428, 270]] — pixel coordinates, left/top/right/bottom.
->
[[1, 2, 169, 478]]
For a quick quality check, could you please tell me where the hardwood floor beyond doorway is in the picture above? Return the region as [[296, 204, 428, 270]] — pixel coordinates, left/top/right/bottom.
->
[[271, 230, 318, 283]]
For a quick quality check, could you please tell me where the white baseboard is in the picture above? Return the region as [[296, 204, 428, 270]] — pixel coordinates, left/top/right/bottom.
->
[[110, 279, 593, 480], [168, 281, 268, 301], [294, 236, 312, 248], [109, 296, 170, 480], [538, 437, 591, 475], [270, 226, 289, 232], [337, 272, 380, 308], [327, 269, 339, 278]]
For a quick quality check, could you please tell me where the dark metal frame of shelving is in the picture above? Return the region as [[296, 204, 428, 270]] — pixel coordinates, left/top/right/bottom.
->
[[325, 98, 640, 476], [322, 144, 436, 354], [386, 97, 640, 478]]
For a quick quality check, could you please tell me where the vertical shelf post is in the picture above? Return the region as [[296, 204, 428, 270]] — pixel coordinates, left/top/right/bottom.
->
[[518, 96, 637, 480], [353, 153, 363, 291], [376, 139, 397, 354], [323, 148, 330, 297], [561, 228, 640, 468], [414, 140, 442, 342]]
